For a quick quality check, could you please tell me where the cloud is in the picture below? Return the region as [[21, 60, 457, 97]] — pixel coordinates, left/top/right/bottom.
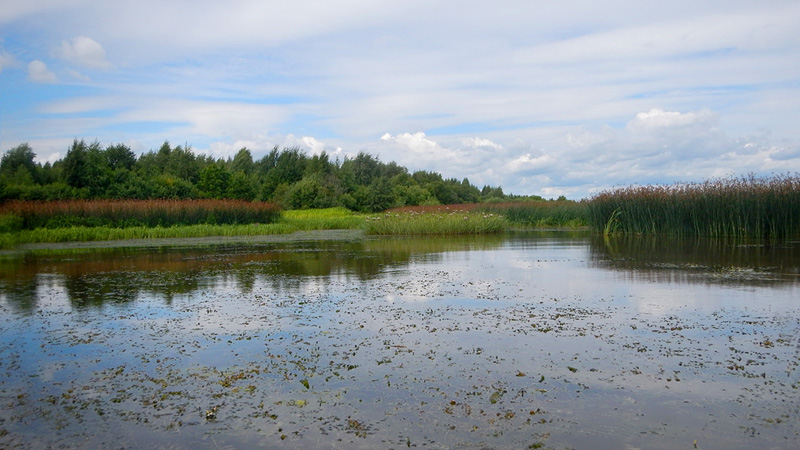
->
[[0, 50, 19, 72], [2, 1, 799, 201], [27, 60, 58, 83], [58, 36, 113, 70]]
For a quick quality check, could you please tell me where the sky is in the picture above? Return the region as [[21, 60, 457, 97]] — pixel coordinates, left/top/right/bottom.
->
[[1, 0, 799, 199]]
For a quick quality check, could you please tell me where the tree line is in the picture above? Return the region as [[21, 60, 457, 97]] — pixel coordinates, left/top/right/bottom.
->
[[0, 140, 549, 212]]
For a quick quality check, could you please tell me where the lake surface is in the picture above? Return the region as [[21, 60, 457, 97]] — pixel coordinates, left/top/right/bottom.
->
[[1, 231, 799, 449]]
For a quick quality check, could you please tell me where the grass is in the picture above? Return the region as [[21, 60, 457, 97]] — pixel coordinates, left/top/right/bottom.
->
[[364, 208, 508, 235], [0, 201, 590, 248], [587, 174, 800, 239], [0, 223, 297, 247], [281, 207, 365, 230], [475, 201, 588, 227]]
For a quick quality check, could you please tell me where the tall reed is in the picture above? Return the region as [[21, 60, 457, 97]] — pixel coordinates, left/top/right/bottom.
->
[[0, 199, 281, 230], [587, 174, 800, 239]]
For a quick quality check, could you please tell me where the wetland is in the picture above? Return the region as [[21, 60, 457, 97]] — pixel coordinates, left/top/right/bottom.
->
[[1, 231, 799, 449]]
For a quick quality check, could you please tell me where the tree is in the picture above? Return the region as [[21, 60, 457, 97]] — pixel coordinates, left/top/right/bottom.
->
[[62, 139, 110, 196], [230, 148, 255, 176], [305, 151, 332, 177], [198, 164, 232, 199], [227, 171, 256, 201], [345, 152, 381, 186], [105, 143, 136, 171], [261, 147, 308, 198], [166, 145, 201, 183], [0, 143, 39, 184]]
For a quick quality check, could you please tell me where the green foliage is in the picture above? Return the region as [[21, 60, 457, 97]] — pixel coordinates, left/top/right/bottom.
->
[[1, 140, 510, 211], [285, 174, 339, 209], [198, 164, 232, 199], [0, 143, 39, 184], [0, 214, 23, 233]]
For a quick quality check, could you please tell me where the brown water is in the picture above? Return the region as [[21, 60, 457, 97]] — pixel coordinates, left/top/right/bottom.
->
[[1, 231, 799, 449]]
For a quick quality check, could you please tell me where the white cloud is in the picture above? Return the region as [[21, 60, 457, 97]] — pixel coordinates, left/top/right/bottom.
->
[[58, 36, 113, 70], [66, 67, 91, 81], [0, 50, 19, 72], [2, 1, 799, 200], [27, 60, 57, 83]]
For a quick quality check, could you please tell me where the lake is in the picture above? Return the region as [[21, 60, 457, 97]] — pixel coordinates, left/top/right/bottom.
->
[[1, 231, 799, 449]]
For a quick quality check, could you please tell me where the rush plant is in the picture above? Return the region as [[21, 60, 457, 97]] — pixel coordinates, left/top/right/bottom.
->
[[587, 174, 800, 239], [0, 199, 281, 230]]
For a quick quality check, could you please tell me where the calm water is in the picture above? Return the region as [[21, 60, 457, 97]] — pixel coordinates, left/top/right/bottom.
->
[[1, 232, 799, 449]]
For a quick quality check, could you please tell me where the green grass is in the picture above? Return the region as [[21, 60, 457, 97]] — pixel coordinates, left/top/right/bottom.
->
[[475, 201, 588, 227], [280, 207, 365, 230], [363, 209, 508, 235], [0, 203, 590, 249], [0, 223, 296, 247]]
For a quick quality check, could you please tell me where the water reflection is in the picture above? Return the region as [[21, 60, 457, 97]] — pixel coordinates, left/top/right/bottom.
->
[[589, 234, 800, 285], [0, 235, 508, 312], [2, 233, 799, 312], [2, 232, 799, 449]]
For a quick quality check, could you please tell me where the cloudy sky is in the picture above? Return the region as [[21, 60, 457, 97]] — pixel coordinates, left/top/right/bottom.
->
[[1, 1, 799, 199]]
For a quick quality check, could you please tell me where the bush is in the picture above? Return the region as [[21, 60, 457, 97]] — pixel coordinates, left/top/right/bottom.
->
[[0, 214, 23, 233]]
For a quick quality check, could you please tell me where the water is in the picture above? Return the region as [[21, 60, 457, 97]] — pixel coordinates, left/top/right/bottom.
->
[[1, 231, 799, 449]]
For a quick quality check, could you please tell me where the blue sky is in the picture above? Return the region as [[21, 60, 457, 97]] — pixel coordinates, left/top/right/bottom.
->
[[1, 0, 799, 199]]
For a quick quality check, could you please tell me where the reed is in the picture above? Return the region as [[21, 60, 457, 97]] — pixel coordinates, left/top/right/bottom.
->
[[587, 174, 800, 239], [363, 209, 508, 235], [0, 199, 281, 230]]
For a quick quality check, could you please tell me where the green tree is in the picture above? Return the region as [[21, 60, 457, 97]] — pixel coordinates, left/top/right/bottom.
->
[[230, 148, 255, 176], [227, 171, 257, 201], [0, 143, 40, 185], [166, 145, 201, 182], [62, 139, 110, 196], [305, 151, 332, 177], [260, 147, 308, 198], [105, 143, 136, 171], [198, 164, 232, 199], [286, 173, 340, 209]]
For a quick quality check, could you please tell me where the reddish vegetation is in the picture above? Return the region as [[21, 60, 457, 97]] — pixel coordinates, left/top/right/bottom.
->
[[0, 199, 281, 229]]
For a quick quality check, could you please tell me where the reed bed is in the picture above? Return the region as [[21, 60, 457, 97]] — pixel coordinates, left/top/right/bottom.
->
[[364, 209, 508, 235], [587, 174, 800, 238], [0, 199, 281, 230]]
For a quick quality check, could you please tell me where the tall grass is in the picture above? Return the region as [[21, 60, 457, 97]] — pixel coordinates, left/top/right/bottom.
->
[[364, 209, 508, 235], [280, 207, 365, 230], [0, 223, 295, 247], [475, 201, 588, 227], [0, 199, 281, 230], [587, 174, 800, 238]]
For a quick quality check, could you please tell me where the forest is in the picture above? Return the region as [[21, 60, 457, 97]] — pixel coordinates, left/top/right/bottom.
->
[[0, 140, 548, 212]]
